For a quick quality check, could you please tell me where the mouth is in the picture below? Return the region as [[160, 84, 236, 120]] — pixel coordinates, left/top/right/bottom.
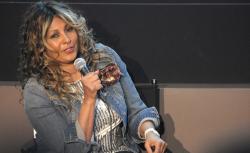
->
[[64, 45, 75, 53]]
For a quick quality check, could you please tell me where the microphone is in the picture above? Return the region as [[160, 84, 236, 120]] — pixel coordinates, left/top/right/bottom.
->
[[74, 57, 107, 96], [74, 58, 89, 75]]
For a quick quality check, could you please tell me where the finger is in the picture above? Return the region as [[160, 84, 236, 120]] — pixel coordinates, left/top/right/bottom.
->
[[95, 83, 103, 90], [82, 72, 95, 79], [162, 142, 168, 153], [92, 74, 100, 82], [85, 73, 99, 82], [160, 143, 165, 153], [158, 141, 164, 152], [96, 80, 103, 90], [82, 78, 100, 90], [96, 79, 101, 85], [94, 70, 99, 74], [90, 71, 99, 77], [153, 143, 161, 153], [144, 142, 153, 153]]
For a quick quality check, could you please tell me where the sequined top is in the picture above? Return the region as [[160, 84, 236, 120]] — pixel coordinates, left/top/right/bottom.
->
[[69, 80, 134, 153]]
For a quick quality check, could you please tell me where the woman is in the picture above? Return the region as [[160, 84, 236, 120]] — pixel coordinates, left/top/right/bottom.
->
[[19, 1, 167, 153]]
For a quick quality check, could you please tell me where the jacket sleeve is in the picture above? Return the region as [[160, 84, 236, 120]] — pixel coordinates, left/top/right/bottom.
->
[[100, 43, 160, 143], [23, 79, 100, 153]]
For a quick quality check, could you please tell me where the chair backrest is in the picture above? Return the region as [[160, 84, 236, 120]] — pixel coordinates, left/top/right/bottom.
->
[[20, 129, 37, 153]]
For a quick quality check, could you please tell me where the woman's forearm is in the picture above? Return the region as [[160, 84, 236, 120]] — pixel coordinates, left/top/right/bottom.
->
[[78, 97, 96, 142], [139, 120, 155, 138]]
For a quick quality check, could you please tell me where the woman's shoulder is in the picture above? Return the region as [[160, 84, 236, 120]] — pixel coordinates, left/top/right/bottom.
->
[[95, 43, 116, 54], [24, 77, 47, 96], [24, 77, 41, 88], [23, 77, 54, 109], [95, 42, 108, 50], [94, 43, 125, 68]]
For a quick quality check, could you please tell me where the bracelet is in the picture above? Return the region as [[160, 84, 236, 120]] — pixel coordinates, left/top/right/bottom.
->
[[144, 128, 160, 139]]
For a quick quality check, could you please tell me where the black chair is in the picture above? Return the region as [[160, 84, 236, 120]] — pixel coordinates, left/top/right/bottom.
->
[[20, 138, 37, 153]]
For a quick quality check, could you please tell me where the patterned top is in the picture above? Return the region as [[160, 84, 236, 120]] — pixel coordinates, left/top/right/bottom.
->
[[69, 80, 134, 153]]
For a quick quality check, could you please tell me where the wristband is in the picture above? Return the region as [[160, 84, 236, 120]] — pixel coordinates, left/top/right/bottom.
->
[[144, 128, 160, 139]]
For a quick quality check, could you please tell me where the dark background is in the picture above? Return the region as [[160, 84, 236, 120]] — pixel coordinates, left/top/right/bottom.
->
[[1, 0, 250, 84]]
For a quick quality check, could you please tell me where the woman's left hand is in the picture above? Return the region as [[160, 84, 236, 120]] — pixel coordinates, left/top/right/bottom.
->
[[144, 132, 167, 153]]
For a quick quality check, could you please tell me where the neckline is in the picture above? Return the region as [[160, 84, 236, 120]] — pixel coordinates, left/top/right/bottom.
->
[[67, 79, 81, 85]]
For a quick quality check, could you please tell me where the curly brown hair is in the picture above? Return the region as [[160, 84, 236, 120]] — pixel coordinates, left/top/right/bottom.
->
[[18, 1, 105, 108]]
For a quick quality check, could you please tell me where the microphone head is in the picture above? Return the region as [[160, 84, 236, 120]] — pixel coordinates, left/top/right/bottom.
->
[[74, 58, 86, 71]]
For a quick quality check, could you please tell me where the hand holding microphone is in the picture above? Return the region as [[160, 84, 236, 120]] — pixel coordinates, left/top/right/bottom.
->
[[74, 58, 102, 100]]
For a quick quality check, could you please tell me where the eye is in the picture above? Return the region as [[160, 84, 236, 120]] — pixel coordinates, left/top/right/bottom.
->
[[66, 26, 74, 32], [49, 32, 59, 39]]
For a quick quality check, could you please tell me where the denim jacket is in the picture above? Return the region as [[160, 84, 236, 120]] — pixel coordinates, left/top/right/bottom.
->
[[24, 43, 160, 153]]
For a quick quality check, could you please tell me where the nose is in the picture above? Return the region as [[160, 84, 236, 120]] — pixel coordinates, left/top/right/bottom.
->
[[63, 33, 71, 44]]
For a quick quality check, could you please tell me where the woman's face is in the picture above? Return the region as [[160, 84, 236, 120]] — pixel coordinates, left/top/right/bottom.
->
[[45, 16, 78, 65]]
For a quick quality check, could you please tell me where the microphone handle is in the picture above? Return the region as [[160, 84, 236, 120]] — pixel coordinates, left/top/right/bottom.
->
[[80, 66, 89, 75]]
